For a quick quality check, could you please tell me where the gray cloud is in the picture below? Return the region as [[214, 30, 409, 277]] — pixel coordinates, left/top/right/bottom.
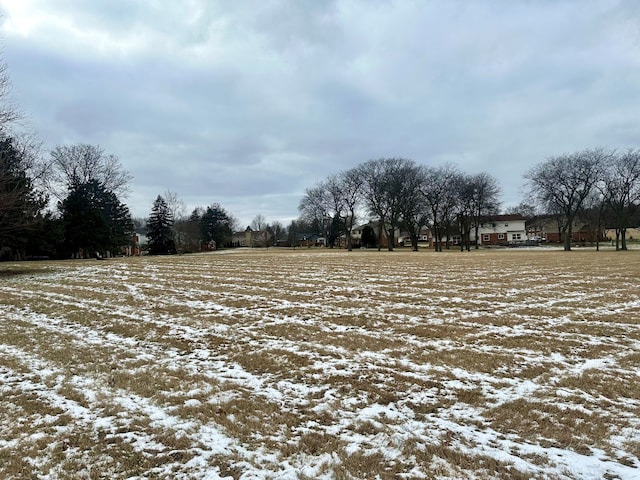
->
[[1, 0, 639, 227]]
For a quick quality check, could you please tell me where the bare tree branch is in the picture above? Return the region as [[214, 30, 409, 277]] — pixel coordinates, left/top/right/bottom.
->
[[46, 144, 132, 200]]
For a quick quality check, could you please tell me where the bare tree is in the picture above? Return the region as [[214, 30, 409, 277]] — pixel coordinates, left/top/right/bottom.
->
[[299, 182, 341, 247], [0, 60, 21, 133], [504, 202, 538, 218], [600, 149, 640, 250], [470, 172, 501, 249], [358, 158, 416, 251], [339, 167, 363, 251], [251, 214, 267, 231], [299, 168, 363, 250], [422, 164, 461, 251], [46, 144, 132, 200], [455, 173, 476, 252], [526, 147, 609, 251], [269, 220, 285, 246], [398, 164, 429, 251], [163, 190, 188, 254]]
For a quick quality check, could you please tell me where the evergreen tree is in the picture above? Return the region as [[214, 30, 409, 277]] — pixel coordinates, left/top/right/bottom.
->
[[59, 180, 133, 258], [147, 195, 176, 255], [199, 203, 233, 248], [0, 136, 47, 260], [24, 211, 64, 259]]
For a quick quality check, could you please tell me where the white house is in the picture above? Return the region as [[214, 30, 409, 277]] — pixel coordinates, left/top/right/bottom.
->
[[476, 214, 527, 246]]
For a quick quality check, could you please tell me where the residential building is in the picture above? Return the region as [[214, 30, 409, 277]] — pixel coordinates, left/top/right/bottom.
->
[[526, 215, 603, 244], [231, 227, 273, 248], [477, 214, 527, 246]]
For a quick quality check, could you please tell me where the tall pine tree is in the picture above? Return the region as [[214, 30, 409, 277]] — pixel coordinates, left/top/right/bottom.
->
[[147, 195, 176, 255]]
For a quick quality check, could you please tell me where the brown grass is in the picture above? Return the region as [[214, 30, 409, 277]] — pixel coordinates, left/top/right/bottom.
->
[[1, 248, 639, 478]]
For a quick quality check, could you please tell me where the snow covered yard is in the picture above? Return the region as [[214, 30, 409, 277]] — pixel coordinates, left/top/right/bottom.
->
[[0, 248, 639, 479]]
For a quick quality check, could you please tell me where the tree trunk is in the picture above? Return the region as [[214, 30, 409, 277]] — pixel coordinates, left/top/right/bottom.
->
[[596, 209, 602, 252], [564, 225, 572, 251], [411, 233, 419, 251]]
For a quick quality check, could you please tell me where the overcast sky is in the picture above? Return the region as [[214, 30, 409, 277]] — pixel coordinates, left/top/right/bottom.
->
[[1, 1, 639, 228]]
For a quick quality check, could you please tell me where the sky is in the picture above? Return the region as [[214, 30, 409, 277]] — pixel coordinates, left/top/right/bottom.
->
[[0, 0, 639, 228]]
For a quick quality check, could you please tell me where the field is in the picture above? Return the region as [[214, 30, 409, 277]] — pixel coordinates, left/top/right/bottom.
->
[[1, 247, 639, 479]]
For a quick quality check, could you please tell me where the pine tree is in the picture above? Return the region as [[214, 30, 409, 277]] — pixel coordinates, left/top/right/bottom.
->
[[147, 195, 176, 255], [0, 136, 47, 259], [199, 204, 233, 248], [59, 180, 133, 258]]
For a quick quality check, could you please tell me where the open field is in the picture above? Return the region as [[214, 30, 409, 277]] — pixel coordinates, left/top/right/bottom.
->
[[1, 248, 639, 479]]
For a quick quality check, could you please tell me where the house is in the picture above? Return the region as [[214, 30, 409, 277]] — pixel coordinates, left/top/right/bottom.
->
[[297, 233, 325, 247], [527, 215, 603, 244], [526, 215, 560, 242], [397, 229, 431, 246], [231, 227, 273, 248], [477, 214, 527, 246], [605, 227, 640, 242], [428, 227, 463, 248]]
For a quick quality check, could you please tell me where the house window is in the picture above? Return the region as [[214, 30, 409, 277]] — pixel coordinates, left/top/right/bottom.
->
[[498, 233, 505, 240], [504, 223, 509, 227], [482, 234, 489, 242], [512, 233, 521, 240]]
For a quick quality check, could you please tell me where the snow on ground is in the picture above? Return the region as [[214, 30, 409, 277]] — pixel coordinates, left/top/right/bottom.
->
[[0, 248, 639, 479]]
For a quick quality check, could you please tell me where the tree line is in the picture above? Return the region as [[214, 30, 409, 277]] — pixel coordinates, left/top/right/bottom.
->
[[3, 141, 639, 259], [3, 138, 639, 259], [298, 158, 501, 252], [145, 195, 237, 255], [526, 147, 640, 251], [297, 148, 640, 252]]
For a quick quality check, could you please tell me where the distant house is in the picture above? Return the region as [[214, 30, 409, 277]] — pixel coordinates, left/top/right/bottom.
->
[[605, 227, 640, 242], [293, 233, 325, 247], [231, 227, 273, 248], [397, 229, 431, 246], [428, 228, 463, 249], [477, 214, 527, 246], [526, 215, 603, 244]]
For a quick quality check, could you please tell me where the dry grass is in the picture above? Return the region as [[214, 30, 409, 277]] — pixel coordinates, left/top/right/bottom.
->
[[1, 247, 639, 479]]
